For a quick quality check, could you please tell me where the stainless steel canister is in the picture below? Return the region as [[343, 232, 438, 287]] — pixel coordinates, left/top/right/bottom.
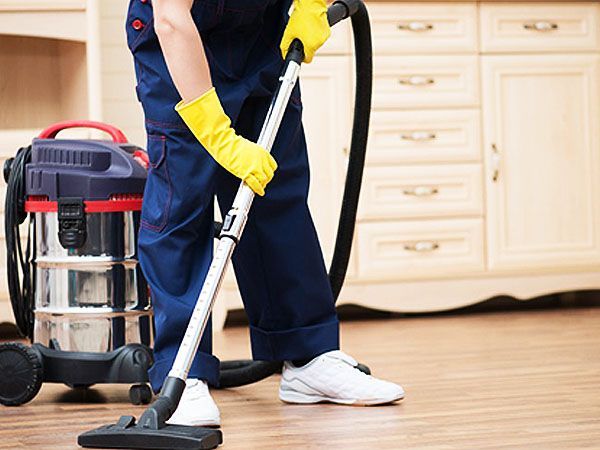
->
[[33, 210, 152, 353]]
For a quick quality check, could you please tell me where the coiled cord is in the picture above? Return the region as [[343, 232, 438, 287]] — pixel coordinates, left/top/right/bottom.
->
[[4, 146, 35, 339]]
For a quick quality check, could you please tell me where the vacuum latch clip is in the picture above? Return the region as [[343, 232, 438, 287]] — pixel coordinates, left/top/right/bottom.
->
[[58, 197, 87, 249]]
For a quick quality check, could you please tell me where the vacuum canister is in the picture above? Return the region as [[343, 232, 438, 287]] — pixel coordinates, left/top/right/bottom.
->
[[24, 122, 152, 353]]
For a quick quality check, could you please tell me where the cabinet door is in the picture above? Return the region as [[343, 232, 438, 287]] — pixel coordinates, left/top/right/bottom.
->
[[482, 54, 600, 270], [299, 56, 352, 267]]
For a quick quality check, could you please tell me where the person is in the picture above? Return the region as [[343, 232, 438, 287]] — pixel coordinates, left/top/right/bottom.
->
[[125, 0, 404, 427]]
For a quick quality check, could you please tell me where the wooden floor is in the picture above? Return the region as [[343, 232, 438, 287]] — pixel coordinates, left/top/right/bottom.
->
[[1, 307, 600, 449]]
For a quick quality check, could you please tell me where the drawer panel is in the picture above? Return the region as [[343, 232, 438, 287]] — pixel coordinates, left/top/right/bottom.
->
[[480, 3, 600, 53], [368, 109, 481, 164], [356, 219, 485, 280], [0, 10, 87, 41], [369, 3, 477, 54], [359, 164, 483, 220], [0, 1, 85, 11], [373, 55, 479, 109]]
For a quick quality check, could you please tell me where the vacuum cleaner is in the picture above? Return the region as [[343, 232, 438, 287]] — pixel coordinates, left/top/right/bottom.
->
[[78, 0, 372, 450], [0, 121, 155, 407], [77, 1, 372, 449]]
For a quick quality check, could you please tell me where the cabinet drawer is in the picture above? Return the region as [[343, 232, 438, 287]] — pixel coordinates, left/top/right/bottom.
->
[[359, 164, 483, 220], [369, 3, 477, 54], [368, 109, 481, 164], [356, 219, 484, 280], [480, 3, 600, 53], [373, 55, 479, 109]]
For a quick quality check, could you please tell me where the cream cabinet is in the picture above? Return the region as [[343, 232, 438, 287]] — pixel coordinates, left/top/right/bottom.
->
[[343, 2, 600, 314], [3, 2, 600, 327], [323, 2, 600, 316], [482, 53, 600, 271]]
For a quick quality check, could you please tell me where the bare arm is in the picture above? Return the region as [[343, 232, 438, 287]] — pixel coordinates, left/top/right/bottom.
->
[[153, 0, 212, 103]]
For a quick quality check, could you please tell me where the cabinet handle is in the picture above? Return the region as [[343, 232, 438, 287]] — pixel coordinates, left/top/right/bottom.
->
[[398, 76, 435, 86], [397, 22, 434, 32], [404, 241, 440, 252], [523, 21, 559, 32], [401, 131, 437, 142], [491, 143, 501, 182], [403, 186, 439, 197]]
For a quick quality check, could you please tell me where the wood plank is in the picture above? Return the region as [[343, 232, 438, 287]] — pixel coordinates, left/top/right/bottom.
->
[[1, 307, 599, 448]]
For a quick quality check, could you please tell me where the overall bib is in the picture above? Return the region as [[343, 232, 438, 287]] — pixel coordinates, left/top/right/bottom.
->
[[125, 0, 339, 392]]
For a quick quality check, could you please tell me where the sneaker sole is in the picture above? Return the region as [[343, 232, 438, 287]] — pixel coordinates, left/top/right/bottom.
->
[[279, 388, 405, 406]]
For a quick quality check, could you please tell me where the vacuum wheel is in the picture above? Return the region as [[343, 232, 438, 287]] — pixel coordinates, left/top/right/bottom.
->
[[0, 343, 43, 406], [129, 383, 152, 405]]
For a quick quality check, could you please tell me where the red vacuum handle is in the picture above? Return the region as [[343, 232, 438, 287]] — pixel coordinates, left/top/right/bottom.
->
[[38, 120, 129, 143], [133, 149, 150, 169]]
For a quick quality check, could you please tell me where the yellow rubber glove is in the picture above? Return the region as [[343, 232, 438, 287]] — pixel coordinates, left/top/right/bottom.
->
[[280, 0, 331, 64], [175, 88, 277, 196]]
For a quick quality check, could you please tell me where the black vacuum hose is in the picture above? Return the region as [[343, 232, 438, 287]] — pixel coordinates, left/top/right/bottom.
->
[[328, 1, 372, 300], [218, 0, 373, 389]]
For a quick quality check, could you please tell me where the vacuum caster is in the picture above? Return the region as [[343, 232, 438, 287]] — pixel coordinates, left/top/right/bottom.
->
[[0, 343, 43, 406], [129, 383, 152, 405]]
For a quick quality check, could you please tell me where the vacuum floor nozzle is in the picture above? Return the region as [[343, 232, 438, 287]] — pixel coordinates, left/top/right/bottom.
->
[[78, 415, 222, 450]]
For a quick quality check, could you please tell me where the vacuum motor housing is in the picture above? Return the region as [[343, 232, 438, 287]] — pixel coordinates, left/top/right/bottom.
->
[[24, 123, 152, 353]]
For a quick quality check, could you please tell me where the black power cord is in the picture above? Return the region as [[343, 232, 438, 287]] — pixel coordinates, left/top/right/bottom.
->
[[4, 146, 35, 339]]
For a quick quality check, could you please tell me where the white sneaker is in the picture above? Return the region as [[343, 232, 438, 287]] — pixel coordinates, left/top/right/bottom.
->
[[165, 379, 221, 427], [279, 350, 405, 406]]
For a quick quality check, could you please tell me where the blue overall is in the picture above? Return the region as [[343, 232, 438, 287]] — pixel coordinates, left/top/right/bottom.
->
[[126, 0, 340, 392]]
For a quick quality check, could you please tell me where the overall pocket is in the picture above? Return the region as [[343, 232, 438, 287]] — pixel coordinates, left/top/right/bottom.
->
[[126, 0, 156, 54], [141, 134, 172, 233]]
